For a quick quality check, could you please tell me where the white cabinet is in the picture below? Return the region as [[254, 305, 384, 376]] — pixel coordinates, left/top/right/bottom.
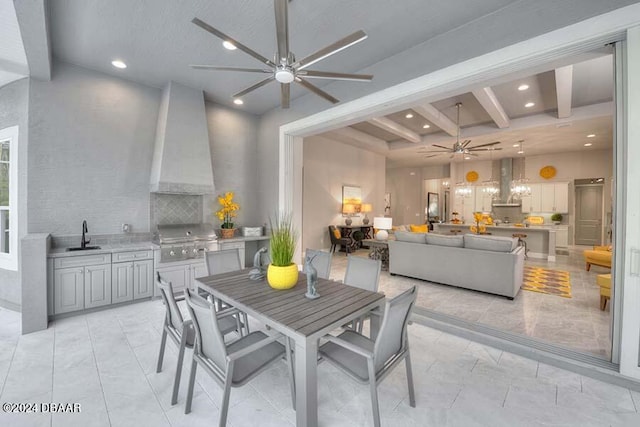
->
[[555, 226, 569, 248], [133, 259, 154, 299], [156, 263, 191, 295], [112, 253, 154, 303], [190, 262, 208, 290], [54, 267, 84, 314], [521, 184, 542, 213], [84, 264, 112, 309], [540, 182, 569, 213], [112, 262, 134, 304], [474, 188, 493, 212]]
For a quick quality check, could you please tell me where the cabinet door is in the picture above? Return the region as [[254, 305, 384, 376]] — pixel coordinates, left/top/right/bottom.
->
[[156, 264, 190, 296], [554, 183, 569, 213], [530, 184, 542, 212], [84, 264, 112, 309], [555, 228, 569, 247], [112, 262, 134, 304], [133, 260, 154, 299], [54, 267, 84, 314], [540, 183, 555, 212], [191, 262, 209, 290]]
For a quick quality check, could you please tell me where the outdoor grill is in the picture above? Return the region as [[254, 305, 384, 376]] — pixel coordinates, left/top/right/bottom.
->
[[154, 223, 218, 263]]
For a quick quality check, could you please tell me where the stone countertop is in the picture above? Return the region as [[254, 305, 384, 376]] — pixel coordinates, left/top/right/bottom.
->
[[48, 242, 158, 258], [436, 223, 557, 232], [218, 235, 271, 243]]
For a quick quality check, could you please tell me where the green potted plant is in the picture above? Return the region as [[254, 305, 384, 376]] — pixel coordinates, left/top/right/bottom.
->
[[551, 213, 563, 225], [267, 213, 299, 289]]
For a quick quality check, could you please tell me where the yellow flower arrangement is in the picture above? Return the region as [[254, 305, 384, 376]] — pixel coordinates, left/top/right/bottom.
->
[[472, 212, 485, 234], [216, 192, 240, 229]]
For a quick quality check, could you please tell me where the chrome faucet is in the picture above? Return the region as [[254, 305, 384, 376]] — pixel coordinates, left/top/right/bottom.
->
[[81, 220, 90, 249]]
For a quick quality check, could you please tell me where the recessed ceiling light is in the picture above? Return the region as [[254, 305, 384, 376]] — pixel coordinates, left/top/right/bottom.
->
[[524, 102, 535, 108], [233, 98, 244, 105], [517, 150, 524, 154], [405, 113, 414, 119], [464, 156, 471, 160], [587, 134, 596, 138], [222, 41, 237, 50], [111, 60, 127, 69], [512, 143, 520, 147], [518, 84, 529, 91], [422, 124, 430, 129], [584, 143, 593, 147]]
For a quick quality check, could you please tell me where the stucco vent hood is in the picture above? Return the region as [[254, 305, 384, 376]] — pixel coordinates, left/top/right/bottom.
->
[[492, 158, 522, 207], [150, 81, 215, 194]]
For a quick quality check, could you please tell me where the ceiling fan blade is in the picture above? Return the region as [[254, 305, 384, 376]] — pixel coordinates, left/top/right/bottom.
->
[[469, 147, 503, 151], [295, 30, 368, 70], [190, 65, 272, 73], [467, 153, 479, 157], [420, 150, 452, 153], [423, 154, 440, 158], [296, 77, 339, 104], [232, 77, 275, 98], [462, 139, 472, 148], [299, 70, 373, 82], [274, 0, 289, 63], [468, 141, 501, 149], [281, 83, 290, 109], [431, 144, 452, 150], [192, 18, 275, 67]]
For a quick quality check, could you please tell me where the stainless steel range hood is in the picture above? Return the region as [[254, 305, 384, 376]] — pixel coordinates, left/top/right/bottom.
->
[[492, 158, 521, 207], [150, 81, 215, 195]]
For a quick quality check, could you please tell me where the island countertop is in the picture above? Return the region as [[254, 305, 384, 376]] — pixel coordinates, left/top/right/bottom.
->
[[436, 223, 557, 232]]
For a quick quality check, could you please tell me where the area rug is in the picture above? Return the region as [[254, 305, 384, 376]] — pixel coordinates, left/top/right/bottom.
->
[[522, 266, 572, 298]]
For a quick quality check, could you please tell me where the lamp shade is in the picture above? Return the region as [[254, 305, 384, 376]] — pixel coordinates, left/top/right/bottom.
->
[[342, 203, 356, 214], [361, 203, 372, 213], [373, 217, 392, 230]]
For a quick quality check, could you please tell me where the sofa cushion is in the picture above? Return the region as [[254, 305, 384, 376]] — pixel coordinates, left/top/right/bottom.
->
[[395, 231, 427, 244], [425, 233, 464, 248], [464, 234, 517, 252], [392, 225, 409, 232]]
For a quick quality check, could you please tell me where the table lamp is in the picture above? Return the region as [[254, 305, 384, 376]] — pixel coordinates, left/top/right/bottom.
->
[[361, 204, 372, 224], [342, 203, 356, 225], [373, 217, 392, 240]]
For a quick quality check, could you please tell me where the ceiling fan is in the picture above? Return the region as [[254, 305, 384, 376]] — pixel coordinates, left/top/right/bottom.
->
[[420, 102, 502, 158], [190, 0, 373, 108]]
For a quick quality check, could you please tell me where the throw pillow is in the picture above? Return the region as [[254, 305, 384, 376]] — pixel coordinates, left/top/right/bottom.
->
[[392, 225, 408, 232], [332, 228, 341, 239], [425, 234, 464, 248], [410, 224, 429, 233], [464, 234, 518, 253], [395, 231, 427, 244]]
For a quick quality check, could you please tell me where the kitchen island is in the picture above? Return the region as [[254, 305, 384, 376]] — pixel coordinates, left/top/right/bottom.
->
[[435, 223, 557, 261]]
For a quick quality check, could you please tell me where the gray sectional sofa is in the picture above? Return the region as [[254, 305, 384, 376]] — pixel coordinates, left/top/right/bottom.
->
[[388, 232, 525, 299]]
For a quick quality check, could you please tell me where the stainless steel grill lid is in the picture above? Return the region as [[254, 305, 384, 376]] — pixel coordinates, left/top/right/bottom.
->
[[155, 223, 217, 244]]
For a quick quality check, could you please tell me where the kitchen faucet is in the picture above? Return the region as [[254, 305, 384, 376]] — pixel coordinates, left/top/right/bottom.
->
[[81, 220, 90, 249]]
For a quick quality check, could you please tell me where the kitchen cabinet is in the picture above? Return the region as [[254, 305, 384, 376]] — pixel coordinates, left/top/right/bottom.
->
[[190, 262, 208, 290], [112, 252, 154, 303], [156, 262, 191, 295], [53, 253, 113, 314], [540, 182, 569, 213], [54, 267, 84, 314], [112, 262, 134, 304], [84, 264, 112, 309], [218, 241, 246, 268], [133, 259, 154, 299], [521, 184, 542, 213], [555, 226, 569, 248]]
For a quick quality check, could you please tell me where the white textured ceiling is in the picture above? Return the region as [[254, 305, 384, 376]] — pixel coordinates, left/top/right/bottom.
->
[[0, 0, 29, 88], [49, 0, 520, 114]]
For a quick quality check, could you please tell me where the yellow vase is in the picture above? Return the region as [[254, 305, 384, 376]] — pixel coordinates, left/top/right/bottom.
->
[[267, 264, 299, 290]]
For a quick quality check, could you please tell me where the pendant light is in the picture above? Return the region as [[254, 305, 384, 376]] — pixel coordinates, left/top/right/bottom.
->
[[482, 146, 500, 199], [453, 103, 472, 198], [510, 139, 531, 199]]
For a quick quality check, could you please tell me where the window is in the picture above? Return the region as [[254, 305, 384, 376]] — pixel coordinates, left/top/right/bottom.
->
[[0, 125, 18, 271]]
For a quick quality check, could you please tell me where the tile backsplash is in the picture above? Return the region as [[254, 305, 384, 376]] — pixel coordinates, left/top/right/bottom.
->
[[150, 193, 203, 228]]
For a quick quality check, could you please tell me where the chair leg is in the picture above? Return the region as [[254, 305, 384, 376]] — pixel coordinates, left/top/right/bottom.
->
[[219, 365, 234, 427], [156, 328, 168, 373], [184, 359, 197, 414], [586, 262, 591, 271], [285, 337, 296, 408], [405, 351, 416, 408], [600, 295, 608, 311], [367, 360, 381, 427], [242, 312, 250, 335], [172, 331, 188, 405]]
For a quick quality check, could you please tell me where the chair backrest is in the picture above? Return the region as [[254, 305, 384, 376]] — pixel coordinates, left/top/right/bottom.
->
[[204, 248, 242, 275], [373, 286, 417, 372], [184, 288, 228, 374], [305, 248, 332, 280], [156, 272, 184, 333], [328, 225, 341, 244], [344, 256, 381, 292]]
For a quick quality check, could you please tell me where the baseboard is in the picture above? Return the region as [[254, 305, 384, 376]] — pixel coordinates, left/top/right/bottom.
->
[[0, 298, 21, 312], [411, 307, 640, 392]]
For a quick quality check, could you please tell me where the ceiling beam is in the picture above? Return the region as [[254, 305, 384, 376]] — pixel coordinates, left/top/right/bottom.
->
[[555, 65, 573, 119], [367, 117, 421, 143], [471, 87, 510, 128], [412, 103, 458, 136], [14, 0, 52, 81], [326, 127, 389, 154]]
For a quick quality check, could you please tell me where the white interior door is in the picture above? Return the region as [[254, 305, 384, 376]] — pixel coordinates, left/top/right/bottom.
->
[[575, 185, 603, 246]]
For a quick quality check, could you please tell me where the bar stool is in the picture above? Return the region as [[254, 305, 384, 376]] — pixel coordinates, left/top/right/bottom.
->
[[512, 233, 528, 259]]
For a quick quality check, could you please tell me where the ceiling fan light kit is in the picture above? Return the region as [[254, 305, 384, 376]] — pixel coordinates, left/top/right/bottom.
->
[[190, 0, 373, 108]]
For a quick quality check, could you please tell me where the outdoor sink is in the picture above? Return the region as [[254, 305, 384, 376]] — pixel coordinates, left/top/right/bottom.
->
[[66, 246, 102, 252]]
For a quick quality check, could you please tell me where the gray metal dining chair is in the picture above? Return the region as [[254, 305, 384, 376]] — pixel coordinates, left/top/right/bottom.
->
[[319, 286, 417, 427], [305, 248, 333, 280], [204, 248, 250, 335], [155, 272, 242, 406], [344, 256, 382, 332], [183, 288, 295, 426]]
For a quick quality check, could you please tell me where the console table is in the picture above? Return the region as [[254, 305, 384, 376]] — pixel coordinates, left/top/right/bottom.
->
[[362, 238, 389, 271], [337, 225, 373, 252]]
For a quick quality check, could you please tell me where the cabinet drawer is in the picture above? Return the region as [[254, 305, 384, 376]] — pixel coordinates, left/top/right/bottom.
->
[[219, 241, 245, 250], [113, 250, 153, 262], [54, 253, 111, 269]]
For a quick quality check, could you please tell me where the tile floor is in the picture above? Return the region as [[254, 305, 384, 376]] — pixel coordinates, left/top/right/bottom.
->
[[335, 245, 612, 359], [0, 294, 637, 426]]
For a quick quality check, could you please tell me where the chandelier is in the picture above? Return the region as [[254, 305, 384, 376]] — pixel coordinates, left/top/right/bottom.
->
[[481, 147, 500, 199], [510, 139, 531, 199], [455, 155, 472, 198]]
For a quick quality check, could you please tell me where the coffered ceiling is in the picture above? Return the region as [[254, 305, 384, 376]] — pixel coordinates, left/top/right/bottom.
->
[[319, 51, 615, 168], [0, 0, 29, 88]]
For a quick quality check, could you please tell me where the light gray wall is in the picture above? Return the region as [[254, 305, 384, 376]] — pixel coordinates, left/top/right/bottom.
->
[[204, 102, 260, 228], [302, 135, 385, 250], [0, 78, 29, 309], [385, 167, 424, 226], [256, 0, 637, 222], [28, 61, 161, 235]]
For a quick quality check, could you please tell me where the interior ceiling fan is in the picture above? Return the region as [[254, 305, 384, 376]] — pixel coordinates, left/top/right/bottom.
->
[[190, 0, 373, 108], [420, 102, 502, 158]]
